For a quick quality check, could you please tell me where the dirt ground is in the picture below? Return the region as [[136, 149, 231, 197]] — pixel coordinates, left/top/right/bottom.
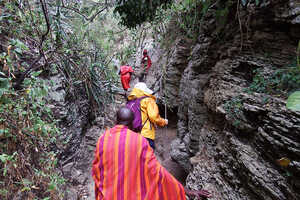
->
[[155, 127, 188, 184]]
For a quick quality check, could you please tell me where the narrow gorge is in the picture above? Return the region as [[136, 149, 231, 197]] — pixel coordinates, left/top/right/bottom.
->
[[48, 0, 300, 199], [1, 0, 299, 200]]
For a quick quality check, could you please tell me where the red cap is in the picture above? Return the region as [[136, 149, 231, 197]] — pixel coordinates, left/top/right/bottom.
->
[[143, 49, 147, 54]]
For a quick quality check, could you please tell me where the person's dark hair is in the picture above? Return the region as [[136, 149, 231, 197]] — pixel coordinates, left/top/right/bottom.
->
[[116, 107, 134, 128]]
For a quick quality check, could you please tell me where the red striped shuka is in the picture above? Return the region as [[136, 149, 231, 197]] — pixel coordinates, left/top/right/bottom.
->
[[92, 125, 186, 200]]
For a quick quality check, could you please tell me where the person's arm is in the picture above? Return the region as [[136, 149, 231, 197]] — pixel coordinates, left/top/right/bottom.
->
[[184, 187, 212, 199], [129, 66, 134, 73], [140, 136, 186, 199], [146, 99, 167, 127], [92, 137, 103, 192], [140, 135, 212, 199]]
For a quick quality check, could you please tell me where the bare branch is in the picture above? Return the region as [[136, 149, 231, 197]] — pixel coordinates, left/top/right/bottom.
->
[[61, 5, 108, 22], [39, 0, 50, 48], [89, 6, 107, 22], [105, 53, 118, 66], [14, 0, 51, 90], [112, 28, 128, 35]]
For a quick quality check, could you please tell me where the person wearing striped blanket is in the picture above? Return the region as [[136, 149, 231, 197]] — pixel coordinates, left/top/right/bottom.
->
[[92, 107, 211, 200]]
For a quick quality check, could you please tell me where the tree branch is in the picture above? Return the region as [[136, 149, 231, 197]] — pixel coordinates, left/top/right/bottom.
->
[[61, 6, 107, 22], [89, 7, 107, 22], [39, 0, 50, 48], [14, 0, 51, 90]]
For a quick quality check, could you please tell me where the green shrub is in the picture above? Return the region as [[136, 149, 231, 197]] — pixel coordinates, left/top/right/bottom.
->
[[224, 96, 243, 127], [0, 72, 64, 199], [246, 59, 300, 97]]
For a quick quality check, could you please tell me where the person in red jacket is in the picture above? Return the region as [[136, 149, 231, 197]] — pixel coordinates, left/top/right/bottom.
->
[[119, 65, 134, 91], [141, 49, 152, 72], [140, 49, 152, 81]]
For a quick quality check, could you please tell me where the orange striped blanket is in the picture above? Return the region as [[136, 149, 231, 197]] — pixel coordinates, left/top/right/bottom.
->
[[92, 125, 186, 200]]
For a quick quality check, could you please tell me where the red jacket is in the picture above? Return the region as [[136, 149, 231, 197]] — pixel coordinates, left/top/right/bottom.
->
[[141, 55, 152, 71], [120, 65, 133, 90], [120, 65, 133, 75]]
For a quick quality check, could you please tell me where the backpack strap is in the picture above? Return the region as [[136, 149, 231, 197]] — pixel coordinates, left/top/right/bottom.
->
[[139, 96, 153, 131], [141, 117, 149, 130]]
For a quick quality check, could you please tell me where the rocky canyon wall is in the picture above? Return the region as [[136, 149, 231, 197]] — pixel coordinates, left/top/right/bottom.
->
[[153, 1, 300, 199]]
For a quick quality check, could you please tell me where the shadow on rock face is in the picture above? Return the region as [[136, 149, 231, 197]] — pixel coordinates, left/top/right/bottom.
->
[[155, 127, 188, 185]]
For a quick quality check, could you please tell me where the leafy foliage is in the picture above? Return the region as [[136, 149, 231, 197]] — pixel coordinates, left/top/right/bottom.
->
[[0, 0, 122, 198], [149, 0, 236, 45], [114, 0, 172, 28], [286, 91, 300, 111], [85, 63, 119, 109], [286, 40, 300, 111], [160, 0, 206, 40], [0, 72, 64, 199], [224, 96, 243, 127], [246, 60, 300, 97]]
